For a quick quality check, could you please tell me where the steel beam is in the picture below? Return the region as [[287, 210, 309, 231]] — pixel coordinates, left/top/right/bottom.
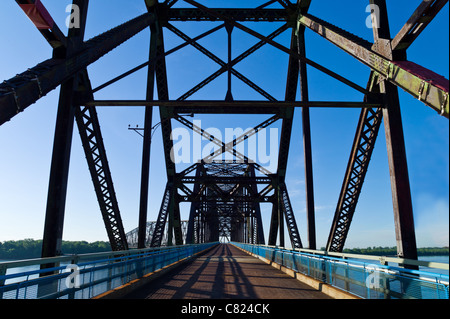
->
[[298, 21, 316, 250], [268, 191, 279, 246], [0, 12, 154, 126], [166, 23, 277, 102], [277, 29, 299, 180], [382, 81, 418, 262], [41, 0, 90, 259], [22, 0, 129, 253], [391, 0, 449, 52], [16, 0, 67, 52], [180, 176, 272, 184], [326, 0, 423, 258], [298, 12, 449, 118], [298, 0, 312, 12], [86, 100, 379, 109], [279, 182, 303, 249], [372, 0, 418, 263], [150, 183, 173, 247], [138, 17, 158, 249], [325, 0, 443, 254], [164, 8, 288, 22], [185, 164, 203, 244], [176, 24, 288, 102], [151, 6, 183, 245], [183, 0, 369, 96], [182, 162, 264, 244], [93, 23, 225, 93], [249, 165, 266, 245], [154, 32, 176, 178], [74, 73, 128, 252], [326, 75, 384, 252], [41, 76, 76, 258]]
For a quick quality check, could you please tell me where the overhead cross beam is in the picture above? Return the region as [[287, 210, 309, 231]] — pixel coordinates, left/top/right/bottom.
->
[[164, 8, 288, 22], [86, 100, 380, 111], [183, 0, 370, 96], [92, 23, 226, 93], [175, 23, 289, 102], [166, 23, 277, 102]]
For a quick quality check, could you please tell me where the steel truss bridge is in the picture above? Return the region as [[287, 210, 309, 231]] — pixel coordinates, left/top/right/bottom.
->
[[1, 0, 448, 290]]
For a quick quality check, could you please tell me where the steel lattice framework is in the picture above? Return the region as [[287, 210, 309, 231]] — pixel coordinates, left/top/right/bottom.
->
[[1, 0, 448, 268], [126, 220, 189, 248]]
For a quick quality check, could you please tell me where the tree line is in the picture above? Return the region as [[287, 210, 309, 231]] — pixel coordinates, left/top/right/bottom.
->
[[0, 239, 111, 260], [341, 246, 449, 256], [1, 240, 448, 260]]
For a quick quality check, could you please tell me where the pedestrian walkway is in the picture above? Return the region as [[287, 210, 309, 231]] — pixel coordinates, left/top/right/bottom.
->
[[123, 243, 332, 299]]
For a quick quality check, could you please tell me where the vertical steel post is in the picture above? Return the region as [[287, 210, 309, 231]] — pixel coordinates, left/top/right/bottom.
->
[[370, 0, 418, 263], [268, 190, 279, 246], [138, 19, 158, 249], [225, 21, 234, 101], [297, 23, 316, 250], [186, 164, 203, 244], [41, 0, 89, 259], [249, 165, 265, 244], [278, 186, 285, 247], [41, 77, 76, 258], [381, 80, 418, 261]]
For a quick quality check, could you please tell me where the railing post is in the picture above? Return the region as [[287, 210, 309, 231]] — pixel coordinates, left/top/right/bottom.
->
[[364, 265, 370, 299], [328, 260, 332, 286], [344, 258, 350, 292], [0, 264, 6, 299], [321, 258, 327, 283]]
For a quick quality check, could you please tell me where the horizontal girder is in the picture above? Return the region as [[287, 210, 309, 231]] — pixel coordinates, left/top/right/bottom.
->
[[163, 8, 289, 22], [85, 100, 380, 109]]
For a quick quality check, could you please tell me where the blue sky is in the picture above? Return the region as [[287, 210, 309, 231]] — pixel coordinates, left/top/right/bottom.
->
[[0, 0, 448, 249]]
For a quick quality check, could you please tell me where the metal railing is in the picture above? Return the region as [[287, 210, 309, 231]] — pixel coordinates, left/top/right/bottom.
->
[[0, 242, 218, 299], [232, 242, 449, 299]]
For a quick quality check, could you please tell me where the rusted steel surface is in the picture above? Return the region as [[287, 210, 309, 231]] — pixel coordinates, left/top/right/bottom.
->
[[124, 244, 331, 299]]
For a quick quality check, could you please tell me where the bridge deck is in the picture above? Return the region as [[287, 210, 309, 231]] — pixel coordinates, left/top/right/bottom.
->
[[124, 244, 332, 299]]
